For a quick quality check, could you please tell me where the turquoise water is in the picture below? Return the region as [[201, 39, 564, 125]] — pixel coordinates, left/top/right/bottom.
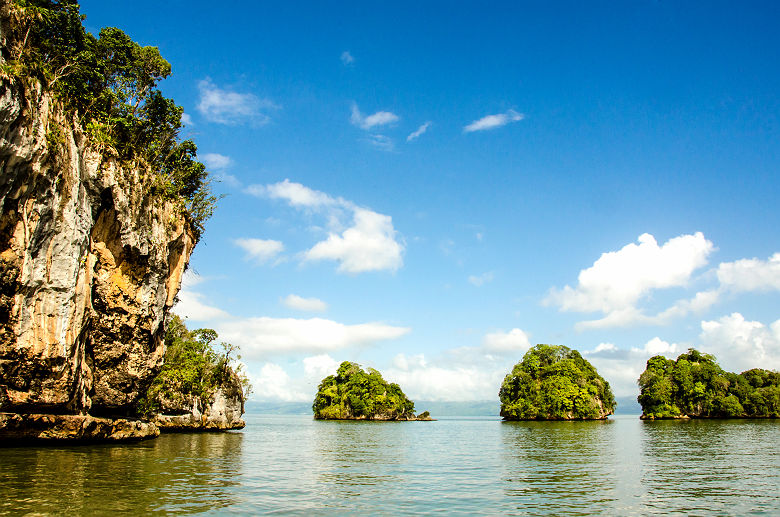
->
[[1, 414, 779, 515]]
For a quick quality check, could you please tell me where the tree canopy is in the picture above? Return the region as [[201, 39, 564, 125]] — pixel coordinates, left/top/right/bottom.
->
[[136, 315, 251, 417], [2, 0, 215, 237], [637, 348, 780, 419], [312, 362, 417, 420], [499, 344, 616, 420]]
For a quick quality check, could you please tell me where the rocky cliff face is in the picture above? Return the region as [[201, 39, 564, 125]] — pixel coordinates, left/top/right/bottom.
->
[[0, 76, 194, 427], [153, 370, 246, 432]]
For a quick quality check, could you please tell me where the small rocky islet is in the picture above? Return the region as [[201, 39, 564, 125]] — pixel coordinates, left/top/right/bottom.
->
[[313, 361, 432, 421]]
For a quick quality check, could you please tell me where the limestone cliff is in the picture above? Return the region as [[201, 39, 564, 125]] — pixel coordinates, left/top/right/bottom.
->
[[152, 370, 246, 432], [0, 75, 194, 434]]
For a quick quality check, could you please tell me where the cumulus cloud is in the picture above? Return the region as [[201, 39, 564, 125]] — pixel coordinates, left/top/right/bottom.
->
[[481, 328, 532, 354], [197, 78, 278, 125], [699, 313, 780, 373], [303, 354, 341, 379], [201, 153, 232, 171], [717, 253, 780, 293], [583, 337, 681, 397], [468, 272, 494, 287], [546, 232, 715, 329], [234, 238, 284, 264], [283, 294, 328, 313], [340, 51, 354, 65], [247, 179, 404, 274], [252, 363, 308, 402], [463, 109, 524, 132], [180, 113, 194, 126], [305, 208, 403, 273], [350, 103, 399, 130], [385, 353, 507, 401], [407, 122, 431, 142]]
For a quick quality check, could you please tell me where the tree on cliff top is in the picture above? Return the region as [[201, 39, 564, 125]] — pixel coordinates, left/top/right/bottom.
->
[[499, 344, 616, 420], [1, 0, 215, 237], [637, 348, 780, 419], [312, 361, 417, 420]]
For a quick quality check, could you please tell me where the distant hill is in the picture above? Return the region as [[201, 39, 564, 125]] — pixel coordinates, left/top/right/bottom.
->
[[614, 396, 642, 415], [245, 398, 641, 416]]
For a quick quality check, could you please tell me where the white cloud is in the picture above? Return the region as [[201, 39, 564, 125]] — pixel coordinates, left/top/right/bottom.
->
[[283, 294, 328, 313], [482, 328, 532, 354], [248, 180, 404, 274], [304, 208, 403, 273], [174, 271, 231, 321], [252, 363, 308, 402], [340, 51, 354, 65], [180, 113, 194, 126], [407, 122, 431, 142], [303, 354, 340, 379], [234, 238, 284, 264], [350, 103, 399, 130], [717, 253, 780, 293], [468, 272, 494, 287], [197, 78, 278, 125], [385, 353, 507, 401], [546, 232, 715, 329], [201, 153, 232, 171], [583, 338, 681, 397], [699, 313, 780, 373], [366, 134, 394, 151], [175, 289, 231, 322], [247, 179, 341, 210], [217, 317, 410, 358], [463, 109, 524, 133]]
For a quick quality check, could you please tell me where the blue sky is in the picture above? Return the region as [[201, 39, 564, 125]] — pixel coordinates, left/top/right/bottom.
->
[[80, 1, 780, 401]]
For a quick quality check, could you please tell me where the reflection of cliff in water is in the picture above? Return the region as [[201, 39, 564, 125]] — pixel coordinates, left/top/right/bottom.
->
[[500, 420, 622, 513], [639, 419, 780, 514], [0, 431, 244, 515]]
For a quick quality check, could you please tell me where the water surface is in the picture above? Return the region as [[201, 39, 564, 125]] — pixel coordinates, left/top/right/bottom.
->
[[1, 415, 778, 515]]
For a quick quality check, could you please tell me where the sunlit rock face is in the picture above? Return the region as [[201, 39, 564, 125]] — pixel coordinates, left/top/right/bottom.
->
[[0, 76, 194, 423], [153, 371, 246, 432]]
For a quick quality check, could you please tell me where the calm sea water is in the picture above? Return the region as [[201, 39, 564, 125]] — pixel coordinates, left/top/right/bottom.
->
[[1, 414, 779, 515]]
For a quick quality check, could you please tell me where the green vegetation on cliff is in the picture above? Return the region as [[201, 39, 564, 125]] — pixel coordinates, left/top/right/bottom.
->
[[638, 349, 780, 419], [313, 362, 418, 420], [136, 316, 251, 417], [499, 344, 616, 420], [2, 0, 215, 236]]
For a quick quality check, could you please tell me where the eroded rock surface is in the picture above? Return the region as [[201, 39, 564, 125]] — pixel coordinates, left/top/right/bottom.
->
[[153, 371, 246, 432], [0, 77, 194, 439]]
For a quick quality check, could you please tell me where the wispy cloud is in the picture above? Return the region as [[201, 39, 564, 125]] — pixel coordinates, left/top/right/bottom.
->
[[407, 121, 432, 142], [464, 109, 524, 133], [234, 238, 285, 264], [350, 103, 399, 130], [282, 294, 328, 313], [366, 134, 394, 151], [180, 113, 194, 126], [197, 78, 279, 125], [201, 153, 233, 171], [468, 272, 494, 287], [340, 51, 354, 65]]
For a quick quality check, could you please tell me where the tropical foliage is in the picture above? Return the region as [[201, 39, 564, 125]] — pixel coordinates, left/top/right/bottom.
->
[[637, 349, 780, 419], [1, 0, 215, 237], [313, 361, 417, 420], [499, 344, 616, 420], [136, 315, 251, 417]]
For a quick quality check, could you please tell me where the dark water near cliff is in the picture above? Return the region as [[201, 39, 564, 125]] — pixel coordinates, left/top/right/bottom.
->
[[1, 414, 778, 515]]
